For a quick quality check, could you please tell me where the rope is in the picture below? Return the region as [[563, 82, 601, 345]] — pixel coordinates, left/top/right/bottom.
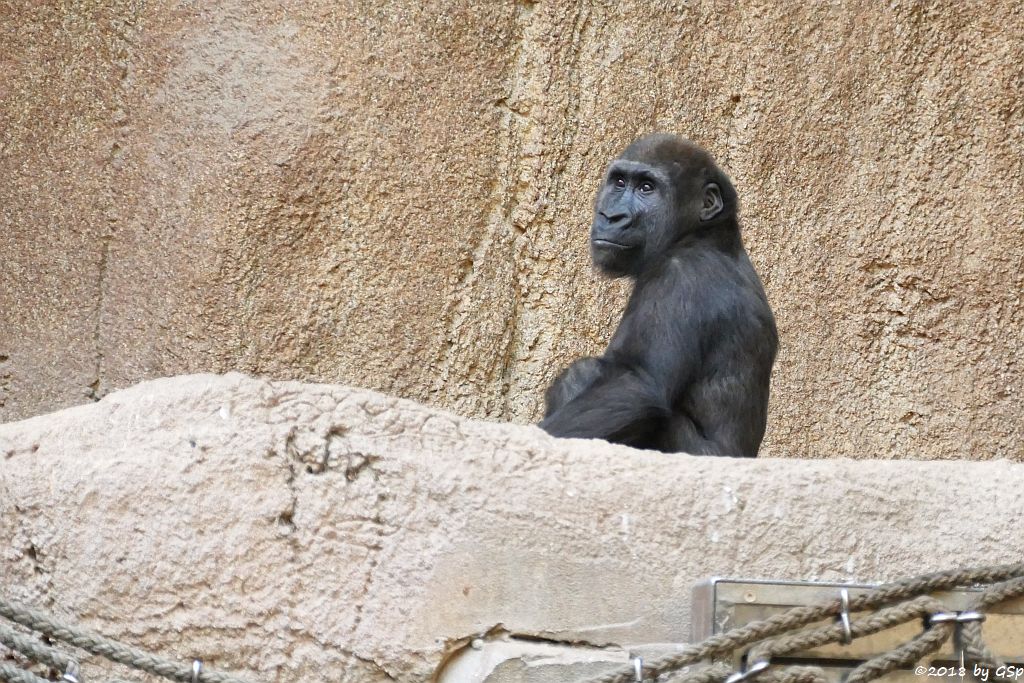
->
[[0, 622, 75, 673], [1, 562, 1020, 683], [0, 664, 51, 683], [958, 576, 1024, 683], [747, 594, 942, 661], [845, 620, 954, 683], [760, 666, 829, 683], [662, 662, 733, 683], [0, 600, 254, 683], [662, 663, 832, 683], [592, 561, 1024, 683]]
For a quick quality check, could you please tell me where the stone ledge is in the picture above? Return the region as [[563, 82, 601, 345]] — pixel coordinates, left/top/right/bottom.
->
[[1, 374, 1020, 681]]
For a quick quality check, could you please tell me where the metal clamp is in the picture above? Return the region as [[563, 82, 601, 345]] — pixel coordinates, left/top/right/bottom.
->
[[633, 656, 643, 682], [725, 659, 770, 683], [62, 661, 81, 683], [192, 660, 203, 683], [930, 611, 987, 625], [954, 611, 986, 623], [838, 588, 853, 645]]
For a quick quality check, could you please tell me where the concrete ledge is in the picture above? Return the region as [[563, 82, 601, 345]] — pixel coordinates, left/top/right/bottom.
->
[[1, 374, 1020, 681]]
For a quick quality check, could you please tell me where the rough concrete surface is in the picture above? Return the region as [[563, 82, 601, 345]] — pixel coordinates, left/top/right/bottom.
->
[[0, 374, 1022, 682], [1, 2, 1022, 460]]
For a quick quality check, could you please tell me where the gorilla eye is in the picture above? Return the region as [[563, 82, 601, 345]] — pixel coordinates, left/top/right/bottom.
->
[[614, 177, 626, 188], [640, 181, 654, 193]]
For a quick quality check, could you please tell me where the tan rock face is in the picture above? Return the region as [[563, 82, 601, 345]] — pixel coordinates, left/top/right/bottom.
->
[[1, 3, 1022, 459], [1, 375, 1022, 681]]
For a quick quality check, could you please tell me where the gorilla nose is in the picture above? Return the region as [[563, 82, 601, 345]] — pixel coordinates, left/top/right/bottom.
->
[[599, 211, 632, 230]]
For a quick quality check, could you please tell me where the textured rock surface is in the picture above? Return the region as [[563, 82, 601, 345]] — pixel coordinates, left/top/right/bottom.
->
[[1, 2, 1023, 461], [1, 375, 1022, 681]]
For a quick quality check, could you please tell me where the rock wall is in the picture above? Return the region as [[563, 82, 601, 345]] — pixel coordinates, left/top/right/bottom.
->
[[0, 375, 1022, 681], [1, 2, 1022, 460]]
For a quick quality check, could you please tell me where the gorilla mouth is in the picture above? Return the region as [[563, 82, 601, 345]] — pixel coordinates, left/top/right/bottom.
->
[[592, 239, 634, 250]]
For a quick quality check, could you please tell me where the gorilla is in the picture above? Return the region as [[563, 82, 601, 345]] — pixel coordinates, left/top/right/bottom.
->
[[539, 133, 777, 457]]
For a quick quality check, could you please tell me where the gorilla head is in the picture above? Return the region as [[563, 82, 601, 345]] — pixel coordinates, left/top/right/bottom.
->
[[590, 133, 740, 278]]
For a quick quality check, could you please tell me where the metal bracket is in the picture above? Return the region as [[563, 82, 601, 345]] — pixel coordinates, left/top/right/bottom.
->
[[61, 661, 80, 683], [838, 588, 853, 645], [930, 611, 987, 625], [725, 659, 770, 683]]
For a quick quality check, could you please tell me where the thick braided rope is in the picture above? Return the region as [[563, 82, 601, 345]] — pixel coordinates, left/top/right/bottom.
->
[[959, 576, 1024, 682], [0, 621, 75, 673], [760, 666, 830, 683], [0, 600, 253, 683], [667, 597, 941, 683], [588, 562, 1024, 683], [845, 621, 954, 683], [587, 600, 838, 683], [662, 662, 734, 683], [0, 664, 50, 683], [848, 563, 1024, 612], [748, 595, 943, 661], [663, 663, 830, 683]]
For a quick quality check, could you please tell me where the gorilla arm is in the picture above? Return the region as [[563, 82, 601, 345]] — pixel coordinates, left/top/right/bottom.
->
[[542, 356, 606, 418], [538, 282, 702, 450], [537, 361, 672, 449]]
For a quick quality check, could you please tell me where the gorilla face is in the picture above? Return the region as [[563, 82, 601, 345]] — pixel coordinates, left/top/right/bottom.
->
[[590, 135, 728, 278]]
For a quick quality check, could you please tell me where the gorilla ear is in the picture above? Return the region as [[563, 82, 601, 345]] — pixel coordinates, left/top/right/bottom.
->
[[700, 182, 724, 221]]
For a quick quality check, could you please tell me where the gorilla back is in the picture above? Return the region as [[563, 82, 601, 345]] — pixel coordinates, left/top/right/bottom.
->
[[540, 134, 778, 457]]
